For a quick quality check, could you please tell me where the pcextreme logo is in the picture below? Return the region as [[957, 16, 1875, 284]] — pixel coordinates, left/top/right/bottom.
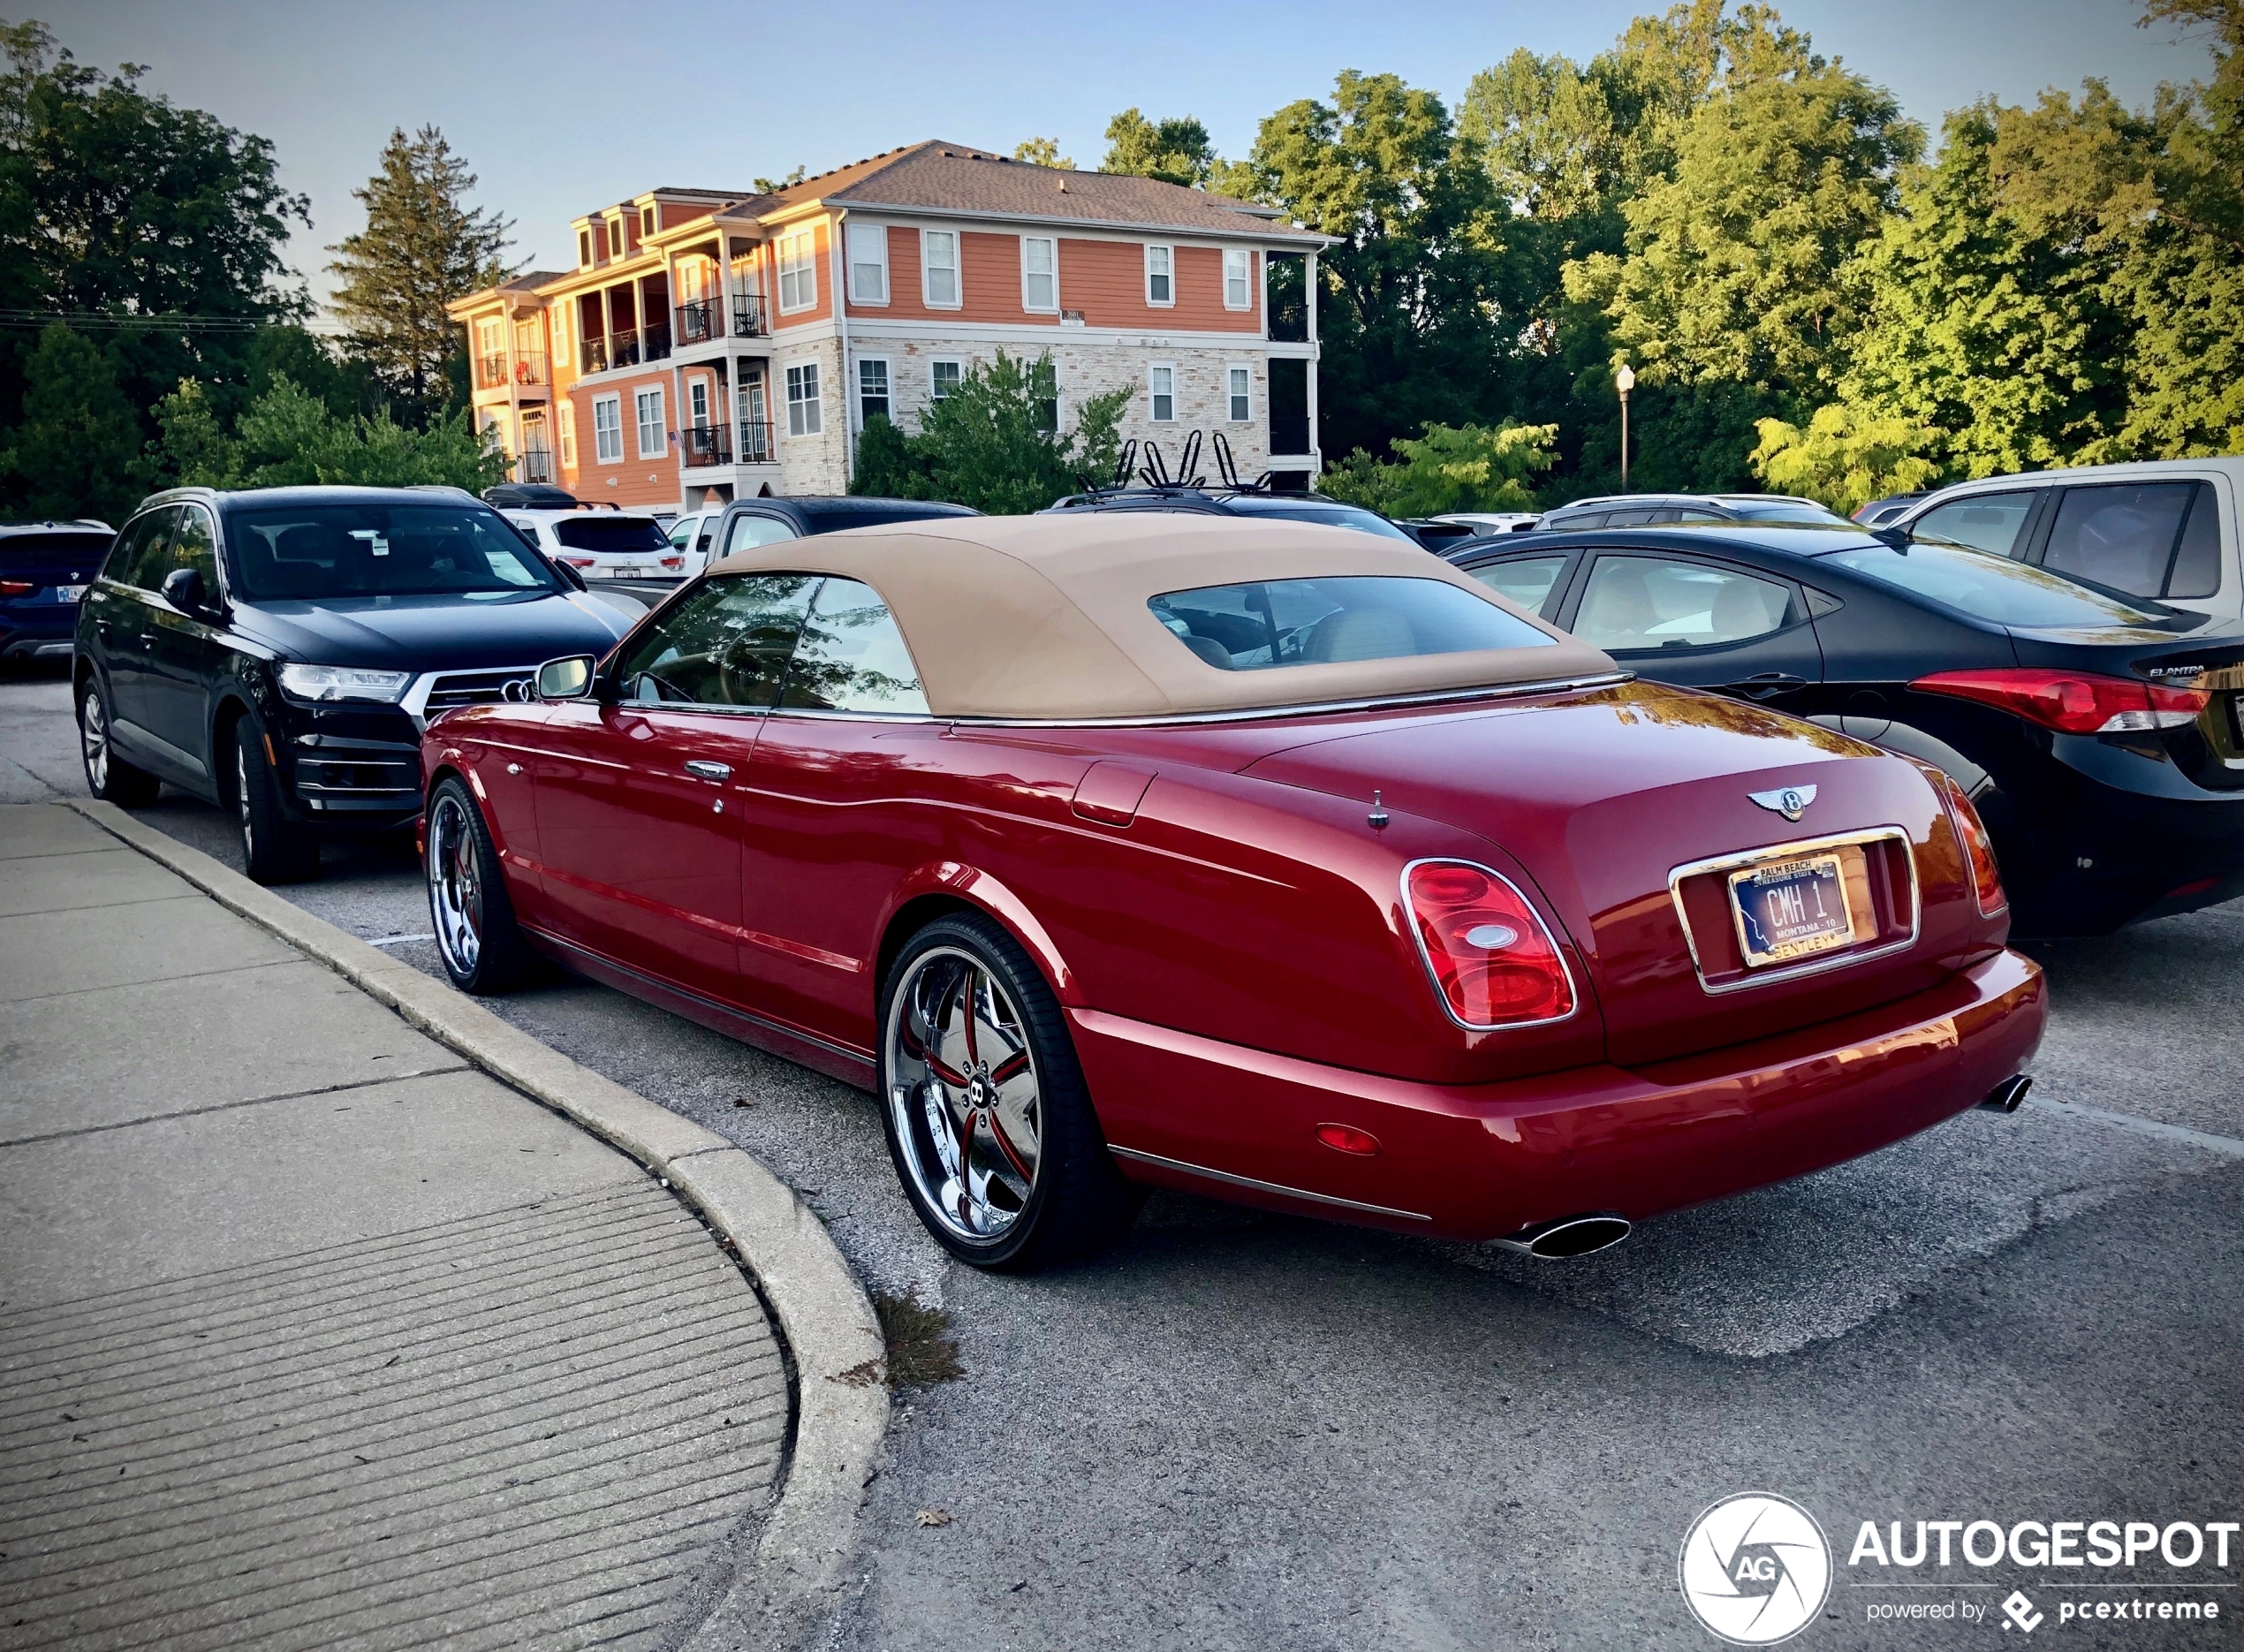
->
[[1680, 1493, 1835, 1645]]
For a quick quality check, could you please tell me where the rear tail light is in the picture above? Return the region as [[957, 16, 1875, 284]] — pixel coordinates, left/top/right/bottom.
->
[[1912, 668, 2208, 734], [1930, 770, 2006, 916], [0, 580, 34, 596], [660, 555, 684, 569], [1404, 860, 1576, 1028], [558, 555, 597, 568]]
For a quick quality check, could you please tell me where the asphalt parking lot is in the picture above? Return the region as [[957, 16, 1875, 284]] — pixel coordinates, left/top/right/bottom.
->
[[4, 663, 2238, 1651]]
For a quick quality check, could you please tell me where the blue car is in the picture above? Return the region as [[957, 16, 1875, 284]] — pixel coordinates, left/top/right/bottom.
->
[[2, 519, 113, 666]]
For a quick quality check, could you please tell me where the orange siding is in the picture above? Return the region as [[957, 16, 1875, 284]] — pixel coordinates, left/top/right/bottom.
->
[[772, 219, 831, 327], [568, 372, 681, 509], [960, 230, 1020, 318], [876, 227, 936, 320], [1056, 239, 1260, 332]]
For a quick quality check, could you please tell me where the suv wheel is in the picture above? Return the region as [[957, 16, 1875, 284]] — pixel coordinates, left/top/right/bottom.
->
[[231, 713, 320, 883], [78, 678, 160, 807]]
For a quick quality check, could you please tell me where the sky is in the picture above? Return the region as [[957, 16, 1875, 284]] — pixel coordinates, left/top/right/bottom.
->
[[37, 0, 2221, 310]]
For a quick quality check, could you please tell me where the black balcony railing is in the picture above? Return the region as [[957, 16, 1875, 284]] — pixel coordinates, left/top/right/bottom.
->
[[511, 351, 549, 387], [580, 337, 609, 373], [517, 444, 555, 484], [475, 352, 509, 390], [732, 294, 769, 337], [676, 299, 722, 345], [738, 420, 774, 464], [1268, 414, 1313, 457], [610, 328, 641, 368], [642, 322, 671, 362], [680, 423, 732, 468]]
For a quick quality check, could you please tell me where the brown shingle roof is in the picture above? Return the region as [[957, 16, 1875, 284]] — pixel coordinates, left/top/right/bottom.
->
[[762, 140, 1322, 242]]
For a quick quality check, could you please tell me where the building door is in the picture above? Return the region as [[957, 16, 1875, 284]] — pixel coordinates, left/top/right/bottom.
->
[[739, 368, 769, 463]]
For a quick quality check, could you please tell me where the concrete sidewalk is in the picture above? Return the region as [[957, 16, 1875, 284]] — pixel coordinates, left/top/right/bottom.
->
[[0, 803, 788, 1650]]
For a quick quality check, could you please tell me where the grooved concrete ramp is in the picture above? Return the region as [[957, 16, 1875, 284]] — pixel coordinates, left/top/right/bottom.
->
[[0, 805, 791, 1649]]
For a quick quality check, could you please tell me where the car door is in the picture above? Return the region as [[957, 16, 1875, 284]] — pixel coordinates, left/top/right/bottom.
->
[[717, 509, 800, 559], [2025, 480, 2222, 610], [139, 502, 230, 784], [531, 572, 810, 992], [733, 574, 942, 1051], [1906, 489, 2047, 558], [1554, 549, 1823, 709], [82, 507, 182, 769]]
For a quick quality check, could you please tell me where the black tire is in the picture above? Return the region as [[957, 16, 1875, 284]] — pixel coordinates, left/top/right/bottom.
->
[[228, 709, 322, 884], [78, 677, 160, 807], [877, 912, 1142, 1271], [424, 774, 539, 993]]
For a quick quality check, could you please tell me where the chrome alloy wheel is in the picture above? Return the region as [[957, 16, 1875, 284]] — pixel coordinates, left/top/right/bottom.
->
[[885, 946, 1043, 1245], [235, 741, 255, 862], [427, 792, 484, 976], [80, 688, 109, 792]]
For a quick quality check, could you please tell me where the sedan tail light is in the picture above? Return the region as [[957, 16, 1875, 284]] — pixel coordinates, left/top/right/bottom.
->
[[1404, 860, 1575, 1028], [558, 555, 597, 569], [1929, 770, 2006, 916], [0, 580, 34, 596], [1912, 668, 2208, 734]]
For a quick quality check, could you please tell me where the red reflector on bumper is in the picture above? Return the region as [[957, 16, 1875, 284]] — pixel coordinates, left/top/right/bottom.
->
[[1314, 1123, 1380, 1156]]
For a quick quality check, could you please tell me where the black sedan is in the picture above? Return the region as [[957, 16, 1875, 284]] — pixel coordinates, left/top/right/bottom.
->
[[1448, 523, 2244, 936], [75, 485, 633, 883]]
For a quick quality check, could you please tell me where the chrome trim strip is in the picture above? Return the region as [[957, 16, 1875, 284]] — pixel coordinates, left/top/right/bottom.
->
[[1107, 1145, 1433, 1222], [401, 664, 544, 728], [1665, 824, 1920, 996], [938, 672, 1633, 731], [1398, 856, 1581, 1032]]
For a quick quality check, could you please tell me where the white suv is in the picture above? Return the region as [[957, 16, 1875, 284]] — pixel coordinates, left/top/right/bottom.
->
[[665, 508, 723, 576], [503, 509, 682, 581]]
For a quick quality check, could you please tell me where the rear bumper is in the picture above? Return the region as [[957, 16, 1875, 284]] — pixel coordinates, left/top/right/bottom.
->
[[1073, 949, 2046, 1242]]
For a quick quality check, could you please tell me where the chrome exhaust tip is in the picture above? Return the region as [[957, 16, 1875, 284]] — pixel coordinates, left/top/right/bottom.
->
[[1980, 1074, 2032, 1114], [1497, 1212, 1633, 1260]]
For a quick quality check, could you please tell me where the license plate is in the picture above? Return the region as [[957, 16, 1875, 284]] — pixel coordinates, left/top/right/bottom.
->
[[1729, 853, 1854, 968], [54, 585, 85, 602], [614, 564, 648, 577]]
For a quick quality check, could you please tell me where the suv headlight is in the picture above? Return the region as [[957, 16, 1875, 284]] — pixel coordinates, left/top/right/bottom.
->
[[277, 663, 412, 703]]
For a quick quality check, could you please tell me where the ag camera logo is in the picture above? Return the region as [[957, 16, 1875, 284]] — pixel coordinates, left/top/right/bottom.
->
[[1680, 1493, 1833, 1645]]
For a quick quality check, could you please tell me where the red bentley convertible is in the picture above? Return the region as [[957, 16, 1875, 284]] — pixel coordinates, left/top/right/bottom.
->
[[420, 515, 2044, 1269]]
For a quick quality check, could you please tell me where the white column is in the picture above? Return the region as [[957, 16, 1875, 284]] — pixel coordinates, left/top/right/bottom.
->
[[1304, 250, 1321, 485]]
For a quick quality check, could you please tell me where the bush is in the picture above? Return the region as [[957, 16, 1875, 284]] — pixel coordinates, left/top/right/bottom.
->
[[145, 374, 511, 493], [1749, 404, 1941, 514], [1319, 421, 1558, 518], [850, 350, 1128, 513]]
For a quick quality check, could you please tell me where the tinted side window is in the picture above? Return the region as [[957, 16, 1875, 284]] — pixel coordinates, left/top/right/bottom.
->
[[105, 509, 178, 590], [167, 506, 219, 592], [1466, 556, 1570, 618], [1914, 490, 2038, 557], [1573, 556, 1793, 652], [724, 512, 799, 554], [779, 578, 929, 715], [615, 573, 818, 708], [2163, 485, 2221, 601], [2042, 483, 2197, 598]]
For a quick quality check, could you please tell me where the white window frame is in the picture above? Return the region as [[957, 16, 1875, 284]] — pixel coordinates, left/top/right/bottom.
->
[[1145, 244, 1174, 307], [689, 378, 710, 428], [1225, 363, 1253, 423], [1224, 247, 1252, 311], [785, 361, 823, 437], [777, 228, 817, 314], [929, 358, 963, 403], [857, 356, 891, 428], [921, 229, 960, 309], [577, 228, 593, 270], [847, 222, 889, 306], [550, 302, 570, 368], [558, 401, 577, 467], [1020, 235, 1058, 314], [592, 393, 623, 464], [1149, 362, 1177, 423], [634, 385, 666, 460]]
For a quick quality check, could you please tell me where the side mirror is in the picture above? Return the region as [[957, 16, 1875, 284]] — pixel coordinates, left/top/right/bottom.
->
[[1870, 525, 1913, 549], [535, 655, 596, 701], [161, 566, 209, 615]]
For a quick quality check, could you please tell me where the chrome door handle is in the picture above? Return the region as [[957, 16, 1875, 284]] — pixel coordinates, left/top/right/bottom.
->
[[684, 760, 732, 783], [505, 762, 523, 776]]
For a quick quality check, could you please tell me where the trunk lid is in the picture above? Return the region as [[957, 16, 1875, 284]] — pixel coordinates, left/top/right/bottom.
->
[[1242, 681, 1989, 1065], [2008, 619, 2244, 792]]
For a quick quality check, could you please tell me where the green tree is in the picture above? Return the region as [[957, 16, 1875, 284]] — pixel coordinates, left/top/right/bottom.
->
[[1012, 136, 1075, 171], [1227, 71, 1511, 462], [850, 351, 1126, 514], [145, 377, 237, 487], [326, 125, 514, 425], [1, 322, 138, 521], [1100, 110, 1217, 186], [163, 374, 510, 491], [1321, 422, 1558, 516], [1747, 404, 1939, 512]]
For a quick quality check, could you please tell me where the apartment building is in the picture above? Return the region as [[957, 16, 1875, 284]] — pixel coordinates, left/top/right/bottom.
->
[[450, 142, 1330, 512]]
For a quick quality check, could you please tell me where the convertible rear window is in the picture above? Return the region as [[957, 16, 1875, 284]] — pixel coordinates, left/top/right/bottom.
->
[[1149, 576, 1554, 671], [552, 517, 670, 554], [227, 504, 559, 600], [1823, 542, 2171, 629]]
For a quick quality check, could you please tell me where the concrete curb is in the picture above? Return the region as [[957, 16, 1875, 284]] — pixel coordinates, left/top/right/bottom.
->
[[64, 798, 888, 1650]]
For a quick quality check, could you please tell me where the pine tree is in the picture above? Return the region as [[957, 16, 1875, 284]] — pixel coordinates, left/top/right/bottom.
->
[[326, 126, 513, 425]]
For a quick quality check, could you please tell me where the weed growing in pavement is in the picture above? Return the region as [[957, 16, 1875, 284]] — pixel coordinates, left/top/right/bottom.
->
[[873, 1289, 962, 1387]]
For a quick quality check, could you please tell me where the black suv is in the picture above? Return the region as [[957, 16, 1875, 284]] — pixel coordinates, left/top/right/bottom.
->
[[75, 485, 633, 883], [1042, 485, 1423, 544], [702, 494, 979, 559]]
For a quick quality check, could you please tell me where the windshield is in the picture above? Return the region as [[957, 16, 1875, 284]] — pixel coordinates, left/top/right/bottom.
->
[[227, 503, 560, 601], [553, 517, 670, 554], [1823, 542, 2172, 629], [1149, 576, 1555, 671], [1218, 496, 1421, 543]]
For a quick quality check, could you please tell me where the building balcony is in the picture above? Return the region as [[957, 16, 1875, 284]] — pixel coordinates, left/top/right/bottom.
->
[[738, 420, 774, 465], [517, 445, 555, 484], [1269, 414, 1314, 458], [580, 336, 609, 373], [677, 299, 723, 346], [732, 295, 769, 338], [680, 422, 731, 468], [475, 352, 550, 391]]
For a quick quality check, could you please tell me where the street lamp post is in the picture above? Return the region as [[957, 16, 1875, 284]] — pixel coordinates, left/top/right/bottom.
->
[[1615, 363, 1635, 493]]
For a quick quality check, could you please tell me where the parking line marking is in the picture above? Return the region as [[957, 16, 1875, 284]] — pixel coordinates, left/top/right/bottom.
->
[[2036, 1097, 2244, 1159]]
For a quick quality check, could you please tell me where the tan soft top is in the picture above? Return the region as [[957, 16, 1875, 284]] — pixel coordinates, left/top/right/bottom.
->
[[708, 513, 1616, 720]]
